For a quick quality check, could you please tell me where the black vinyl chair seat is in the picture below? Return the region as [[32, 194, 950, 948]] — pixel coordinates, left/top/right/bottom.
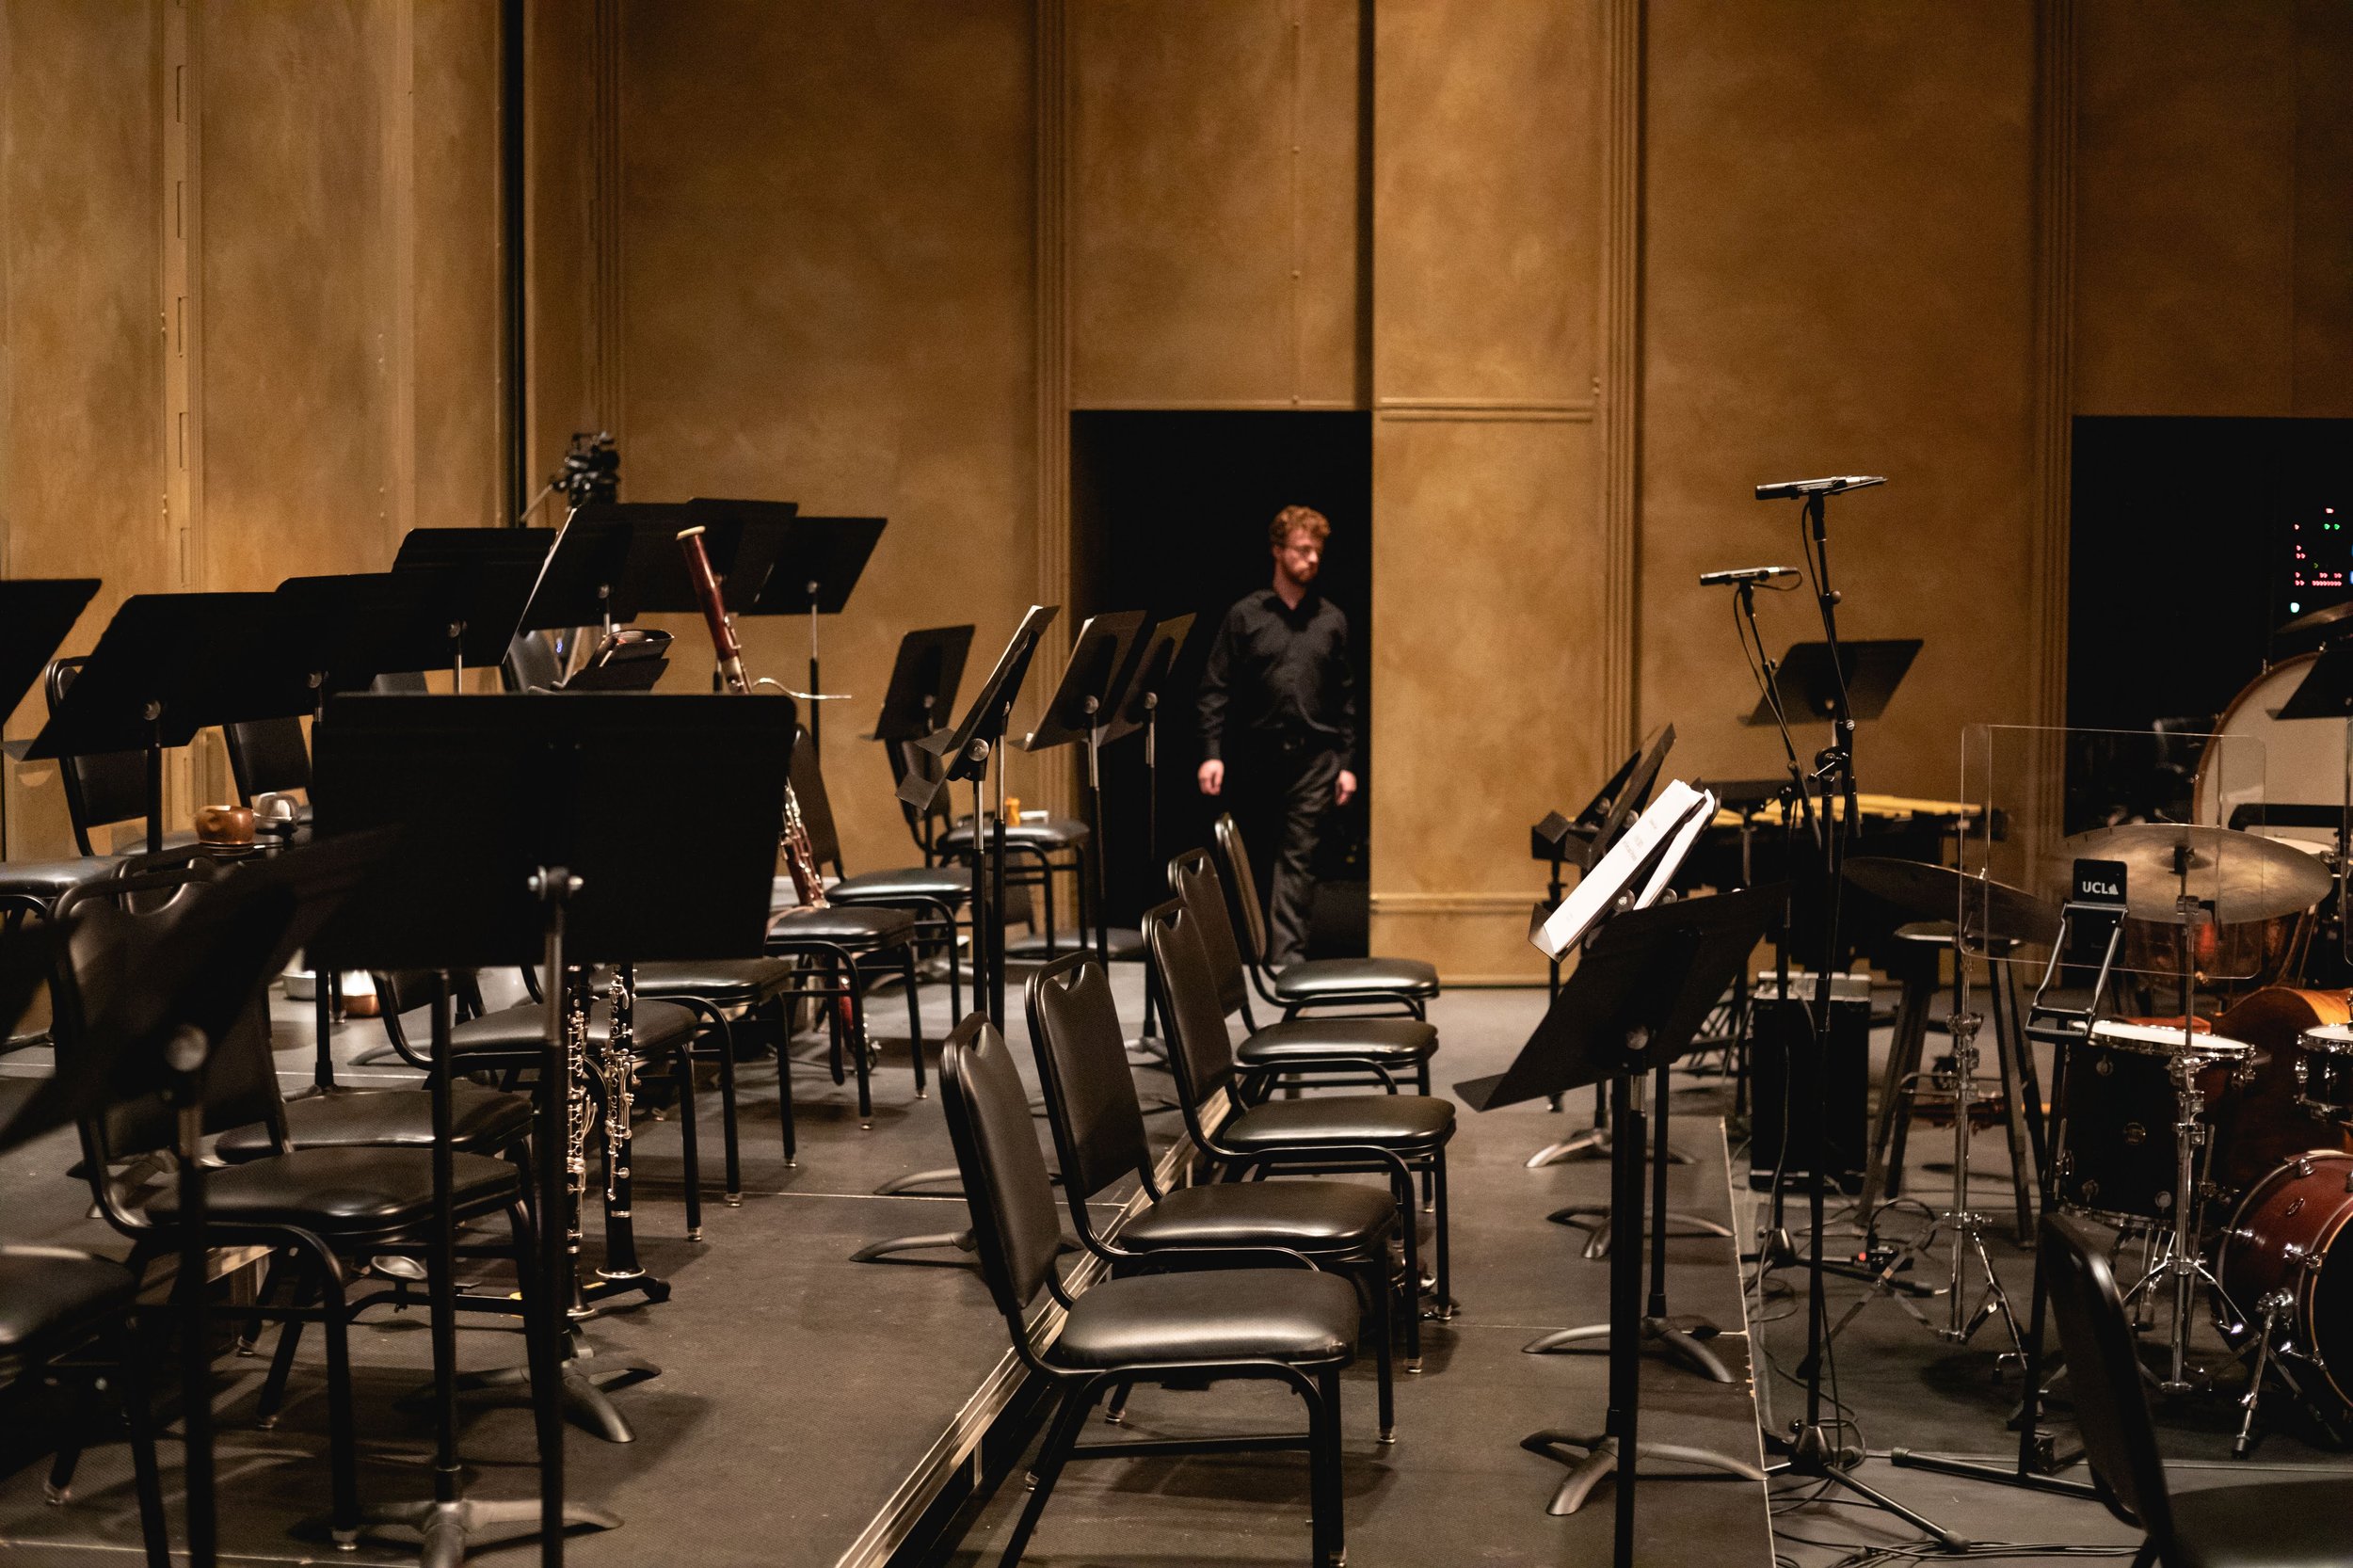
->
[[212, 1084, 534, 1162], [2162, 1478, 2353, 1568], [452, 996, 697, 1057], [0, 856, 116, 902], [1118, 1180, 1397, 1254], [826, 865, 970, 903], [1047, 1264, 1358, 1371], [767, 903, 919, 946], [939, 814, 1090, 852], [630, 957, 798, 1006], [1238, 1015, 1437, 1068], [1220, 1094, 1456, 1152], [1271, 956, 1439, 1003], [148, 1146, 520, 1231], [0, 1247, 135, 1355]]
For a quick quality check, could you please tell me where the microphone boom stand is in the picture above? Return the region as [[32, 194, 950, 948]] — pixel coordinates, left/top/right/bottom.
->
[[1750, 488, 1965, 1552]]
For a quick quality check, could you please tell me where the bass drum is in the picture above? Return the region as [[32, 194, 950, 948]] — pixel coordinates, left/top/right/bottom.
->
[[2195, 653, 2346, 849], [2212, 988, 2353, 1192], [2215, 1150, 2353, 1411]]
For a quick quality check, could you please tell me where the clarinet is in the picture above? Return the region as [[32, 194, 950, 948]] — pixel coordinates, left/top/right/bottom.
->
[[595, 963, 648, 1282], [562, 967, 598, 1315], [676, 525, 872, 1057]]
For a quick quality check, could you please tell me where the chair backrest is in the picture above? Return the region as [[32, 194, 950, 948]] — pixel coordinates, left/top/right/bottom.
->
[[1210, 813, 1272, 968], [939, 1013, 1065, 1330], [2040, 1213, 2174, 1539], [1140, 896, 1240, 1109], [224, 715, 312, 804], [46, 659, 153, 856], [1025, 952, 1152, 1210], [1168, 849, 1253, 1019], [51, 864, 286, 1176], [789, 726, 846, 873]]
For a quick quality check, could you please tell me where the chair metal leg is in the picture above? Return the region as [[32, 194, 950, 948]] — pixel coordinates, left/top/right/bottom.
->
[[998, 1387, 1091, 1568], [1367, 1260, 1396, 1443], [902, 948, 926, 1097], [844, 960, 873, 1126], [1311, 1368, 1347, 1568], [111, 1319, 171, 1568], [255, 1269, 319, 1429], [1430, 1153, 1455, 1320], [236, 1252, 292, 1357], [1395, 1174, 1423, 1371], [674, 1051, 704, 1241], [769, 999, 797, 1165], [710, 1012, 743, 1200], [319, 1270, 361, 1545]]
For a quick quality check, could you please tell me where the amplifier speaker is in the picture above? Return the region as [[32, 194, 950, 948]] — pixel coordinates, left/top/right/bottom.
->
[[1748, 970, 1868, 1193]]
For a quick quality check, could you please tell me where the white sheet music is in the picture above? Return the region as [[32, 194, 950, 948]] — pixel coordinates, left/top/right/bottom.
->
[[1530, 778, 1714, 960]]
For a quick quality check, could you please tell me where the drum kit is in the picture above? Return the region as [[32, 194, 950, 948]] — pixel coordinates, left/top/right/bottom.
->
[[1913, 812, 2353, 1455]]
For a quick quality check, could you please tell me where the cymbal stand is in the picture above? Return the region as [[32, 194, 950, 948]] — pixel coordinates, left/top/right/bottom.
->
[[2117, 1046, 2222, 1395], [1930, 997, 2023, 1352]]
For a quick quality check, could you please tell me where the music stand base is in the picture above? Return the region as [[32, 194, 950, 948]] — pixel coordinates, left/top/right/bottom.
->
[[851, 1227, 976, 1265], [1549, 1208, 1732, 1260], [1520, 1432, 1765, 1516], [1523, 1317, 1736, 1384], [875, 1165, 962, 1196], [455, 1341, 657, 1445], [359, 1493, 622, 1567]]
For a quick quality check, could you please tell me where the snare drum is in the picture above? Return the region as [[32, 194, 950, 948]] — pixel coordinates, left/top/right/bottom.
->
[[2054, 1022, 2251, 1224], [2296, 1023, 2353, 1123]]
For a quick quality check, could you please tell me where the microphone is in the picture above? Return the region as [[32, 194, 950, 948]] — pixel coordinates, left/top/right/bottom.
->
[[1754, 474, 1887, 501], [1698, 566, 1801, 586]]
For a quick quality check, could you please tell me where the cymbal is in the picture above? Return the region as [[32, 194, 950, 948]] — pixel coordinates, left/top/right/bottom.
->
[[1845, 856, 2062, 946], [2274, 600, 2353, 648], [2060, 823, 2332, 925]]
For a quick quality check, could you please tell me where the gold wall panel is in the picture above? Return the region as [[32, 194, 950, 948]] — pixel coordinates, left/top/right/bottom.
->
[[1069, 0, 1361, 409], [2074, 0, 2299, 417], [413, 0, 504, 529], [1369, 0, 1605, 981], [616, 0, 1040, 875], [1640, 1, 2040, 803]]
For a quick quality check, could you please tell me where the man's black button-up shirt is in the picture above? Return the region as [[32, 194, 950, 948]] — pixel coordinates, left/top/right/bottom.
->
[[1196, 588, 1358, 771]]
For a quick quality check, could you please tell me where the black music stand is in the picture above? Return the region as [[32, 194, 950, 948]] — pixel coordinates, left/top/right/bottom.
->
[[1525, 725, 1674, 1168], [0, 835, 389, 1568], [900, 605, 1059, 1028], [389, 529, 552, 684], [681, 499, 800, 615], [24, 593, 316, 853], [1021, 611, 1147, 966], [313, 694, 792, 1507], [749, 516, 886, 758], [869, 625, 975, 747], [0, 578, 100, 707], [515, 509, 642, 635], [1459, 888, 1776, 1559], [1100, 612, 1197, 1048], [1741, 638, 1920, 726]]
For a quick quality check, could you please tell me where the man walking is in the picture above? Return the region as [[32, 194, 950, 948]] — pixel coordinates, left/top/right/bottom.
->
[[1196, 504, 1359, 968]]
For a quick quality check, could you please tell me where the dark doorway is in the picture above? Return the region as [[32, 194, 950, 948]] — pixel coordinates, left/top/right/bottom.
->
[[1075, 410, 1372, 954], [2065, 415, 2353, 831]]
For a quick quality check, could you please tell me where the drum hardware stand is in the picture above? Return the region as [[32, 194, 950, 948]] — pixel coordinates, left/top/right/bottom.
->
[[1892, 895, 2126, 1498], [2227, 1288, 2310, 1458]]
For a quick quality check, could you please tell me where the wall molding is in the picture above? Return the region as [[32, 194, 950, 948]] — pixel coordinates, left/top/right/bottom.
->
[[1075, 397, 1362, 412], [1032, 0, 1074, 820], [1369, 889, 1539, 916], [1597, 0, 1644, 755], [1374, 396, 1596, 423], [2025, 0, 2077, 855]]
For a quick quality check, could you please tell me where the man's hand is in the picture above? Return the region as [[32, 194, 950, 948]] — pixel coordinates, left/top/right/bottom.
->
[[1198, 759, 1225, 796], [1336, 769, 1357, 807]]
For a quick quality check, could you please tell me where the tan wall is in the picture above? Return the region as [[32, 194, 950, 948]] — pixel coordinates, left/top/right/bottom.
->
[[614, 1, 1039, 875], [0, 0, 505, 856], [1640, 2, 2041, 806], [2074, 0, 2353, 418], [1069, 0, 1363, 409], [1368, 0, 1609, 981]]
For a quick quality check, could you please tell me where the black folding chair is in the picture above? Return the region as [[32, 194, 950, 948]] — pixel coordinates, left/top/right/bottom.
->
[[1212, 812, 1437, 1017], [2041, 1212, 2353, 1567], [941, 1012, 1357, 1568]]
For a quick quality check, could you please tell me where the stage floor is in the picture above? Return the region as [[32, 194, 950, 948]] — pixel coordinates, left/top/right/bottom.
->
[[0, 968, 1772, 1567]]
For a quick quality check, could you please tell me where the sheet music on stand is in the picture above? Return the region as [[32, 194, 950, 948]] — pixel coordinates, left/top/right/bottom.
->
[[1529, 779, 1717, 961]]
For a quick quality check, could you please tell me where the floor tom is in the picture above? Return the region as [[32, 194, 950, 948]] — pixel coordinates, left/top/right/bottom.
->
[[2215, 1150, 2353, 1411], [2297, 1023, 2353, 1123]]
